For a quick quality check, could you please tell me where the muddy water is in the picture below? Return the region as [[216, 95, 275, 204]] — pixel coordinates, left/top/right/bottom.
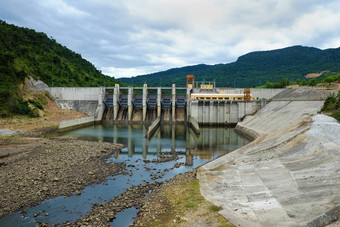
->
[[0, 124, 249, 226]]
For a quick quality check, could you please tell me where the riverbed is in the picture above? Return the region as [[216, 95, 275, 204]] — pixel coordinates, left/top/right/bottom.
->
[[0, 123, 249, 226]]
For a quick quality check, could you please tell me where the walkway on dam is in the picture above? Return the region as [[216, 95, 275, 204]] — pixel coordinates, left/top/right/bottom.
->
[[198, 98, 340, 226]]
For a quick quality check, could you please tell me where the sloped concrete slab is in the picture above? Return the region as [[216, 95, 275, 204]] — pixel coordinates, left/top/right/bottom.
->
[[198, 101, 340, 227]]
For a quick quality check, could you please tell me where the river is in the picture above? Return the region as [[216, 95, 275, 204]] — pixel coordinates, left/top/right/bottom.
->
[[0, 123, 250, 226]]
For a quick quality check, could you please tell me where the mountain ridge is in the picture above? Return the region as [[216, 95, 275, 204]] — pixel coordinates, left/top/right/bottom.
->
[[119, 45, 340, 87]]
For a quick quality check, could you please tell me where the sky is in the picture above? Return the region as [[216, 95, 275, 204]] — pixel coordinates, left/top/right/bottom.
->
[[1, 0, 340, 78]]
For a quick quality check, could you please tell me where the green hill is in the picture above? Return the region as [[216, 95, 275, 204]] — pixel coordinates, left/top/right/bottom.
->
[[119, 46, 340, 87], [0, 20, 119, 116]]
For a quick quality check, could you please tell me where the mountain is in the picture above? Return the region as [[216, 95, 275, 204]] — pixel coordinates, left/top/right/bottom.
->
[[0, 20, 119, 116], [118, 46, 340, 87]]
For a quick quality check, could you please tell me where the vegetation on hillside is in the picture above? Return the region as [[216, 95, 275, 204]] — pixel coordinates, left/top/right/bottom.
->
[[119, 46, 340, 87], [258, 72, 340, 88], [322, 91, 340, 121], [0, 20, 119, 117]]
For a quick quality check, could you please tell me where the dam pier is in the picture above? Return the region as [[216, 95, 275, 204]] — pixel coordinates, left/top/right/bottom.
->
[[48, 77, 284, 131]]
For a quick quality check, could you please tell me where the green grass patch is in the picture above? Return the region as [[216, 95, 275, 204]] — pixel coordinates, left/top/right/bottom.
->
[[209, 204, 223, 212]]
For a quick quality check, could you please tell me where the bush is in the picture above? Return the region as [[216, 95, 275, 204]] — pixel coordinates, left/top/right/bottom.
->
[[332, 110, 340, 121], [28, 99, 44, 110], [0, 109, 11, 118], [14, 98, 31, 115], [321, 95, 337, 112], [36, 93, 48, 105], [29, 107, 40, 118], [13, 97, 40, 117], [44, 91, 54, 101]]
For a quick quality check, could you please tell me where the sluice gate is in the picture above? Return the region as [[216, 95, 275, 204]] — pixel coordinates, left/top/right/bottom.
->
[[103, 84, 188, 124], [102, 83, 268, 126]]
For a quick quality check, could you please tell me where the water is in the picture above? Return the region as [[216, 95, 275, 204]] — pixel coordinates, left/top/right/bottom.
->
[[0, 124, 250, 226], [110, 207, 138, 227]]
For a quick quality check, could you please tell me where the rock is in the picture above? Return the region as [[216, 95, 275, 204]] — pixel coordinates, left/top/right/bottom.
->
[[76, 190, 81, 196], [52, 177, 59, 182], [42, 186, 49, 191]]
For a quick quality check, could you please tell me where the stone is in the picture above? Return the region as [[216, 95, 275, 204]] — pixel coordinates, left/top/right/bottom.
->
[[42, 186, 49, 191]]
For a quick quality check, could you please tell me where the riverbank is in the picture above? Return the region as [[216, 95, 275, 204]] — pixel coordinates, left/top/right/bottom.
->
[[198, 100, 340, 226], [69, 170, 233, 227], [0, 137, 124, 218]]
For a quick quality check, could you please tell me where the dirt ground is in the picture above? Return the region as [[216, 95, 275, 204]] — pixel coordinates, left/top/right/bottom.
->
[[0, 92, 85, 137], [0, 137, 125, 218]]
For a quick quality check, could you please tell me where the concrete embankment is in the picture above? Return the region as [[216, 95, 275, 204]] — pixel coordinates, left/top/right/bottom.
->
[[198, 98, 340, 227], [59, 116, 96, 132], [145, 117, 160, 139], [189, 116, 200, 134]]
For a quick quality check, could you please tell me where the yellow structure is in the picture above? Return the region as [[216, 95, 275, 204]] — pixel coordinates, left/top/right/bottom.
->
[[200, 83, 214, 89], [191, 91, 254, 101], [186, 75, 195, 88], [244, 88, 252, 100]]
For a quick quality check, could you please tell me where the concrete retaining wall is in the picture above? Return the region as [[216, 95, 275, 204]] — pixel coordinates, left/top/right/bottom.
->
[[59, 116, 95, 131], [46, 87, 105, 121], [145, 117, 160, 139], [190, 101, 267, 125]]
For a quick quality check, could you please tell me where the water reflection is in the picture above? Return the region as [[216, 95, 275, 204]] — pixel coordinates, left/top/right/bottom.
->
[[0, 124, 249, 226], [62, 124, 249, 164]]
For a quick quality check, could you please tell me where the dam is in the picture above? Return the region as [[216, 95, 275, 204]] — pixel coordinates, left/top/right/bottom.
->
[[46, 80, 285, 131], [22, 78, 339, 226]]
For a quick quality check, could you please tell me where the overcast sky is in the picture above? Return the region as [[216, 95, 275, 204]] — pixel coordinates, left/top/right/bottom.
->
[[1, 0, 340, 78]]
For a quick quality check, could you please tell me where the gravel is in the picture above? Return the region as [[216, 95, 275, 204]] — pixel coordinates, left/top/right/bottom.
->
[[0, 137, 125, 218]]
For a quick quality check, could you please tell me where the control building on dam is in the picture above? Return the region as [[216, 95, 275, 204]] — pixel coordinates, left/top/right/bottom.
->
[[46, 75, 285, 130]]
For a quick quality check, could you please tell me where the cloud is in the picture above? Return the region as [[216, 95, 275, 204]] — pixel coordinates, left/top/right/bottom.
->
[[1, 0, 340, 78]]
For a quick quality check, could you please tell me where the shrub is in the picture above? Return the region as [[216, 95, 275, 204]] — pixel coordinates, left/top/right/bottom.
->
[[28, 99, 44, 110], [29, 107, 40, 118], [36, 93, 48, 105], [321, 95, 336, 112], [332, 110, 340, 121], [13, 97, 40, 117], [14, 98, 31, 115], [44, 91, 54, 101]]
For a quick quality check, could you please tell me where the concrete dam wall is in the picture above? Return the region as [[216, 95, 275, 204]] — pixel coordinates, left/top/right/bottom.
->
[[46, 87, 105, 121], [190, 100, 267, 125], [46, 86, 286, 130]]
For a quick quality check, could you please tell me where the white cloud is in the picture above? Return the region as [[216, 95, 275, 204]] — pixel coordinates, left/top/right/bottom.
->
[[1, 0, 340, 78]]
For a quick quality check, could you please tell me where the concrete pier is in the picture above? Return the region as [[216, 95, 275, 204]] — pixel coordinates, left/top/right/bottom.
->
[[157, 87, 161, 118], [128, 87, 133, 121], [142, 84, 147, 121], [172, 84, 176, 122], [113, 84, 120, 121]]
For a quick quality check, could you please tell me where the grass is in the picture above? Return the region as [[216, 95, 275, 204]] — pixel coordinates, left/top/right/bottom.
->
[[146, 180, 234, 227]]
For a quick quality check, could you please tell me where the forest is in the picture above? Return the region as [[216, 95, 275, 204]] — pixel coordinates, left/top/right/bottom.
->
[[119, 46, 340, 87], [0, 20, 119, 117]]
